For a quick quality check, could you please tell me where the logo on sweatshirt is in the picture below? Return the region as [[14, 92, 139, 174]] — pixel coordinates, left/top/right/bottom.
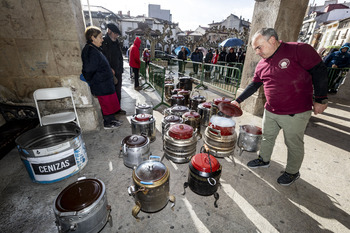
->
[[278, 58, 290, 69]]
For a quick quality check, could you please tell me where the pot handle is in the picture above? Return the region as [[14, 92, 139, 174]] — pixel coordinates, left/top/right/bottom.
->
[[207, 177, 216, 186], [149, 155, 160, 161], [208, 126, 223, 137], [140, 181, 154, 185]]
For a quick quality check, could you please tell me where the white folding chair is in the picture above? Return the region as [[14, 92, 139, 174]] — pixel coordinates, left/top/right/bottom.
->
[[33, 87, 80, 126]]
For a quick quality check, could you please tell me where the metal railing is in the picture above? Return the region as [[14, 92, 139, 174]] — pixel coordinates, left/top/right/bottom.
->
[[139, 61, 169, 109], [173, 58, 242, 97], [139, 59, 243, 108], [327, 67, 350, 92]]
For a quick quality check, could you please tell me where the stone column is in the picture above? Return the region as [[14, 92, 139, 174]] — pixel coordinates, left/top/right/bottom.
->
[[0, 0, 100, 131], [237, 0, 309, 116]]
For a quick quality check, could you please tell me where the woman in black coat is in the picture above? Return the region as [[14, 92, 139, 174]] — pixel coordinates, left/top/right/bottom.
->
[[81, 26, 122, 129]]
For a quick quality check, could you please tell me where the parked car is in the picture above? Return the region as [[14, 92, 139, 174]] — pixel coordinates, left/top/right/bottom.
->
[[154, 50, 176, 61]]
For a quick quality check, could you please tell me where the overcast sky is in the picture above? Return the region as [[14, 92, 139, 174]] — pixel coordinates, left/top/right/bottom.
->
[[85, 0, 330, 31]]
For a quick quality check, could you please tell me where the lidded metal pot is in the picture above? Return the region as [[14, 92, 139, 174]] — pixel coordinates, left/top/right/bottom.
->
[[53, 177, 112, 233], [198, 102, 212, 126], [171, 88, 182, 95], [182, 110, 201, 137], [183, 147, 221, 208], [128, 156, 175, 220], [178, 89, 191, 106], [170, 94, 185, 106], [121, 135, 150, 168], [203, 116, 237, 157], [135, 103, 153, 115], [237, 125, 262, 156], [178, 76, 193, 91], [164, 105, 190, 117], [131, 114, 156, 143], [164, 83, 175, 101], [162, 115, 183, 135], [163, 123, 199, 163], [165, 75, 174, 83], [189, 91, 206, 111]]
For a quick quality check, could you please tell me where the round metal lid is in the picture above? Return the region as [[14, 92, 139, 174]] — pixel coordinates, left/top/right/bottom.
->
[[201, 102, 212, 109], [178, 90, 190, 95], [171, 88, 182, 94], [169, 123, 193, 139], [55, 178, 103, 212], [183, 111, 200, 118], [191, 95, 206, 100], [135, 160, 167, 182], [179, 76, 192, 81], [171, 105, 189, 112], [218, 102, 243, 117], [136, 103, 152, 109], [164, 115, 181, 123], [214, 97, 232, 105], [122, 135, 148, 147], [191, 153, 220, 173], [135, 113, 152, 121], [171, 94, 184, 99]]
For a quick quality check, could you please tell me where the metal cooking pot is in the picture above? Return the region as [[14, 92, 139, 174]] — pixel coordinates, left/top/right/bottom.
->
[[178, 76, 193, 91], [198, 102, 212, 126], [164, 105, 190, 117], [208, 115, 236, 136], [178, 89, 191, 106], [163, 123, 199, 163], [53, 177, 112, 233], [189, 91, 206, 111], [121, 135, 150, 168], [135, 103, 153, 115], [170, 94, 185, 106], [131, 114, 156, 143], [128, 156, 175, 220], [183, 147, 221, 208], [203, 127, 237, 158], [162, 115, 183, 135], [237, 125, 262, 156], [182, 111, 201, 136], [164, 83, 175, 101]]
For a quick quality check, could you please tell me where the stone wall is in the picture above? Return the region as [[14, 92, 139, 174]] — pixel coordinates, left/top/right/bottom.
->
[[0, 0, 99, 131]]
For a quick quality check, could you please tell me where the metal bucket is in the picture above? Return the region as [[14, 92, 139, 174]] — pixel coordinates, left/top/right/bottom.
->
[[135, 103, 153, 115], [237, 125, 262, 156], [15, 123, 88, 184], [203, 127, 237, 158], [121, 135, 150, 168], [53, 177, 111, 233], [198, 102, 212, 126], [131, 114, 156, 143]]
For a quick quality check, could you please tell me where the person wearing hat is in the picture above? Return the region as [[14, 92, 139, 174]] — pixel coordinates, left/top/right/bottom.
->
[[101, 23, 126, 115], [323, 44, 350, 92]]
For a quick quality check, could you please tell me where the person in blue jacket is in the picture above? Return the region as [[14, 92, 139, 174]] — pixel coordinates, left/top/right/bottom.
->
[[324, 45, 350, 68], [190, 48, 202, 74], [323, 44, 350, 92]]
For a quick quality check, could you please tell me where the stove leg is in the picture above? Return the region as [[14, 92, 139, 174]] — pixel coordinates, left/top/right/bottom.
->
[[213, 192, 219, 208], [238, 148, 244, 156], [182, 182, 189, 195]]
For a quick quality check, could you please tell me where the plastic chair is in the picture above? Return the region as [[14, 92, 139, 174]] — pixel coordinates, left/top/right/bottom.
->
[[33, 87, 80, 127]]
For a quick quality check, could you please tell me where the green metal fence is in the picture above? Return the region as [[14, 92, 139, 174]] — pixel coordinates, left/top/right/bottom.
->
[[173, 58, 242, 97], [139, 61, 169, 109], [327, 67, 349, 92]]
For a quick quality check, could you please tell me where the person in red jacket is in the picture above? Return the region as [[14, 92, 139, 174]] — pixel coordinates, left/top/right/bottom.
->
[[129, 37, 142, 91]]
